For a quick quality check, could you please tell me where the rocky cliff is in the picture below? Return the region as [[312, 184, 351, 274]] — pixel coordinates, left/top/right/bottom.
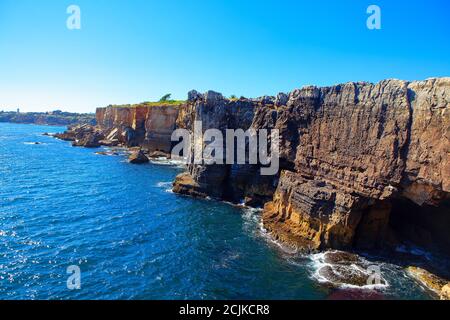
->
[[173, 78, 450, 254], [56, 78, 449, 255], [173, 91, 272, 202], [94, 104, 180, 152]]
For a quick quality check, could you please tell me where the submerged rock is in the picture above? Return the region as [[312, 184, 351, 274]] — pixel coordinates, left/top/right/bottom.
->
[[312, 251, 388, 289]]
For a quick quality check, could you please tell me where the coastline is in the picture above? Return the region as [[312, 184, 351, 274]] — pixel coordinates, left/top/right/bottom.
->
[[1, 121, 446, 299], [4, 76, 449, 299]]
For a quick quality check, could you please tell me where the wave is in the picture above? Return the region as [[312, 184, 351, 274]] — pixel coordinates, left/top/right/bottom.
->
[[309, 251, 389, 290], [155, 181, 174, 193], [149, 157, 186, 168]]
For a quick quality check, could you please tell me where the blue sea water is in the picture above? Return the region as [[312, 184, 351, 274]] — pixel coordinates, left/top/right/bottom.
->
[[0, 123, 432, 300]]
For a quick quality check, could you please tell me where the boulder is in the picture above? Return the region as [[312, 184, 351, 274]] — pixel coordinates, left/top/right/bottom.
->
[[314, 251, 387, 288], [128, 149, 149, 164]]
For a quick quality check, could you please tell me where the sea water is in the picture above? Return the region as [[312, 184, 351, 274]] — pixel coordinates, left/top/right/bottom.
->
[[0, 123, 431, 300]]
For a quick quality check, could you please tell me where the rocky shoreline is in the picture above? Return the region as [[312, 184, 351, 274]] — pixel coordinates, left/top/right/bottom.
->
[[54, 78, 450, 299]]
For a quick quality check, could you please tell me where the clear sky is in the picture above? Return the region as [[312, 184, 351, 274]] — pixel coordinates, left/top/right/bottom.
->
[[0, 0, 449, 113]]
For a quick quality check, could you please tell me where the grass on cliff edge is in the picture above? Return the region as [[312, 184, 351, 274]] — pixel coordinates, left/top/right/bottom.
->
[[109, 100, 186, 108]]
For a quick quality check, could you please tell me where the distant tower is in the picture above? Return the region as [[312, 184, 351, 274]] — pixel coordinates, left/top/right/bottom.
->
[[17, 108, 20, 113]]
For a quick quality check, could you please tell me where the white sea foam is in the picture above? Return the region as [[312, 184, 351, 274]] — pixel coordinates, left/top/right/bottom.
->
[[156, 181, 174, 193], [308, 251, 390, 290], [156, 181, 172, 188], [149, 157, 186, 168]]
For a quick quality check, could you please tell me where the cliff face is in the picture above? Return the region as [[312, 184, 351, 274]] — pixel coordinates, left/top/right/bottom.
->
[[96, 104, 180, 152], [262, 78, 449, 252], [173, 91, 278, 204], [174, 78, 450, 253], [58, 78, 449, 254], [404, 79, 450, 204]]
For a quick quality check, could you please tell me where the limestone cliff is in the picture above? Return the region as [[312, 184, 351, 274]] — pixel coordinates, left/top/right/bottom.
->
[[172, 91, 271, 201], [56, 78, 449, 254], [173, 78, 450, 253], [262, 78, 449, 252], [96, 104, 180, 152]]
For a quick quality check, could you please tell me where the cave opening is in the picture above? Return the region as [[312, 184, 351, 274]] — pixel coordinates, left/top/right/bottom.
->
[[354, 196, 450, 260], [388, 197, 450, 257]]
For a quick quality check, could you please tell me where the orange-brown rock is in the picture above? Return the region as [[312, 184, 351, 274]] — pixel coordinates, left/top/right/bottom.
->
[[128, 149, 149, 164], [96, 104, 180, 151], [406, 266, 449, 299], [172, 172, 208, 198], [262, 171, 367, 250]]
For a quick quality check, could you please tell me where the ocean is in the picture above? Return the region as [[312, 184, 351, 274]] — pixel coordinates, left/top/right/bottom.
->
[[0, 123, 431, 300]]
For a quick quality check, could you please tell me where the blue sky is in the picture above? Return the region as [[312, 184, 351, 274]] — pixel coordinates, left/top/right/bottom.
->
[[0, 0, 449, 113]]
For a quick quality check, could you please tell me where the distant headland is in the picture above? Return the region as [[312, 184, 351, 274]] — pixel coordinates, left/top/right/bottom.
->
[[0, 110, 96, 126]]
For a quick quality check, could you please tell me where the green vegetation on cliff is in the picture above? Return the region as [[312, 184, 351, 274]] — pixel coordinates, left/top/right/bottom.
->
[[0, 110, 96, 126], [109, 100, 186, 108]]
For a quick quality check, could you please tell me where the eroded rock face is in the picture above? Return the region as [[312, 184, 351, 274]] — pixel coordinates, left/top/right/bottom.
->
[[403, 78, 450, 205], [262, 171, 367, 250], [55, 124, 104, 148], [57, 78, 449, 254], [173, 79, 449, 252], [143, 106, 180, 153], [172, 91, 276, 204], [96, 104, 180, 150], [261, 79, 449, 251]]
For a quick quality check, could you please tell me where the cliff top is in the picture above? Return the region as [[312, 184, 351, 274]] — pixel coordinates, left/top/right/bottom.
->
[[105, 100, 186, 109]]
